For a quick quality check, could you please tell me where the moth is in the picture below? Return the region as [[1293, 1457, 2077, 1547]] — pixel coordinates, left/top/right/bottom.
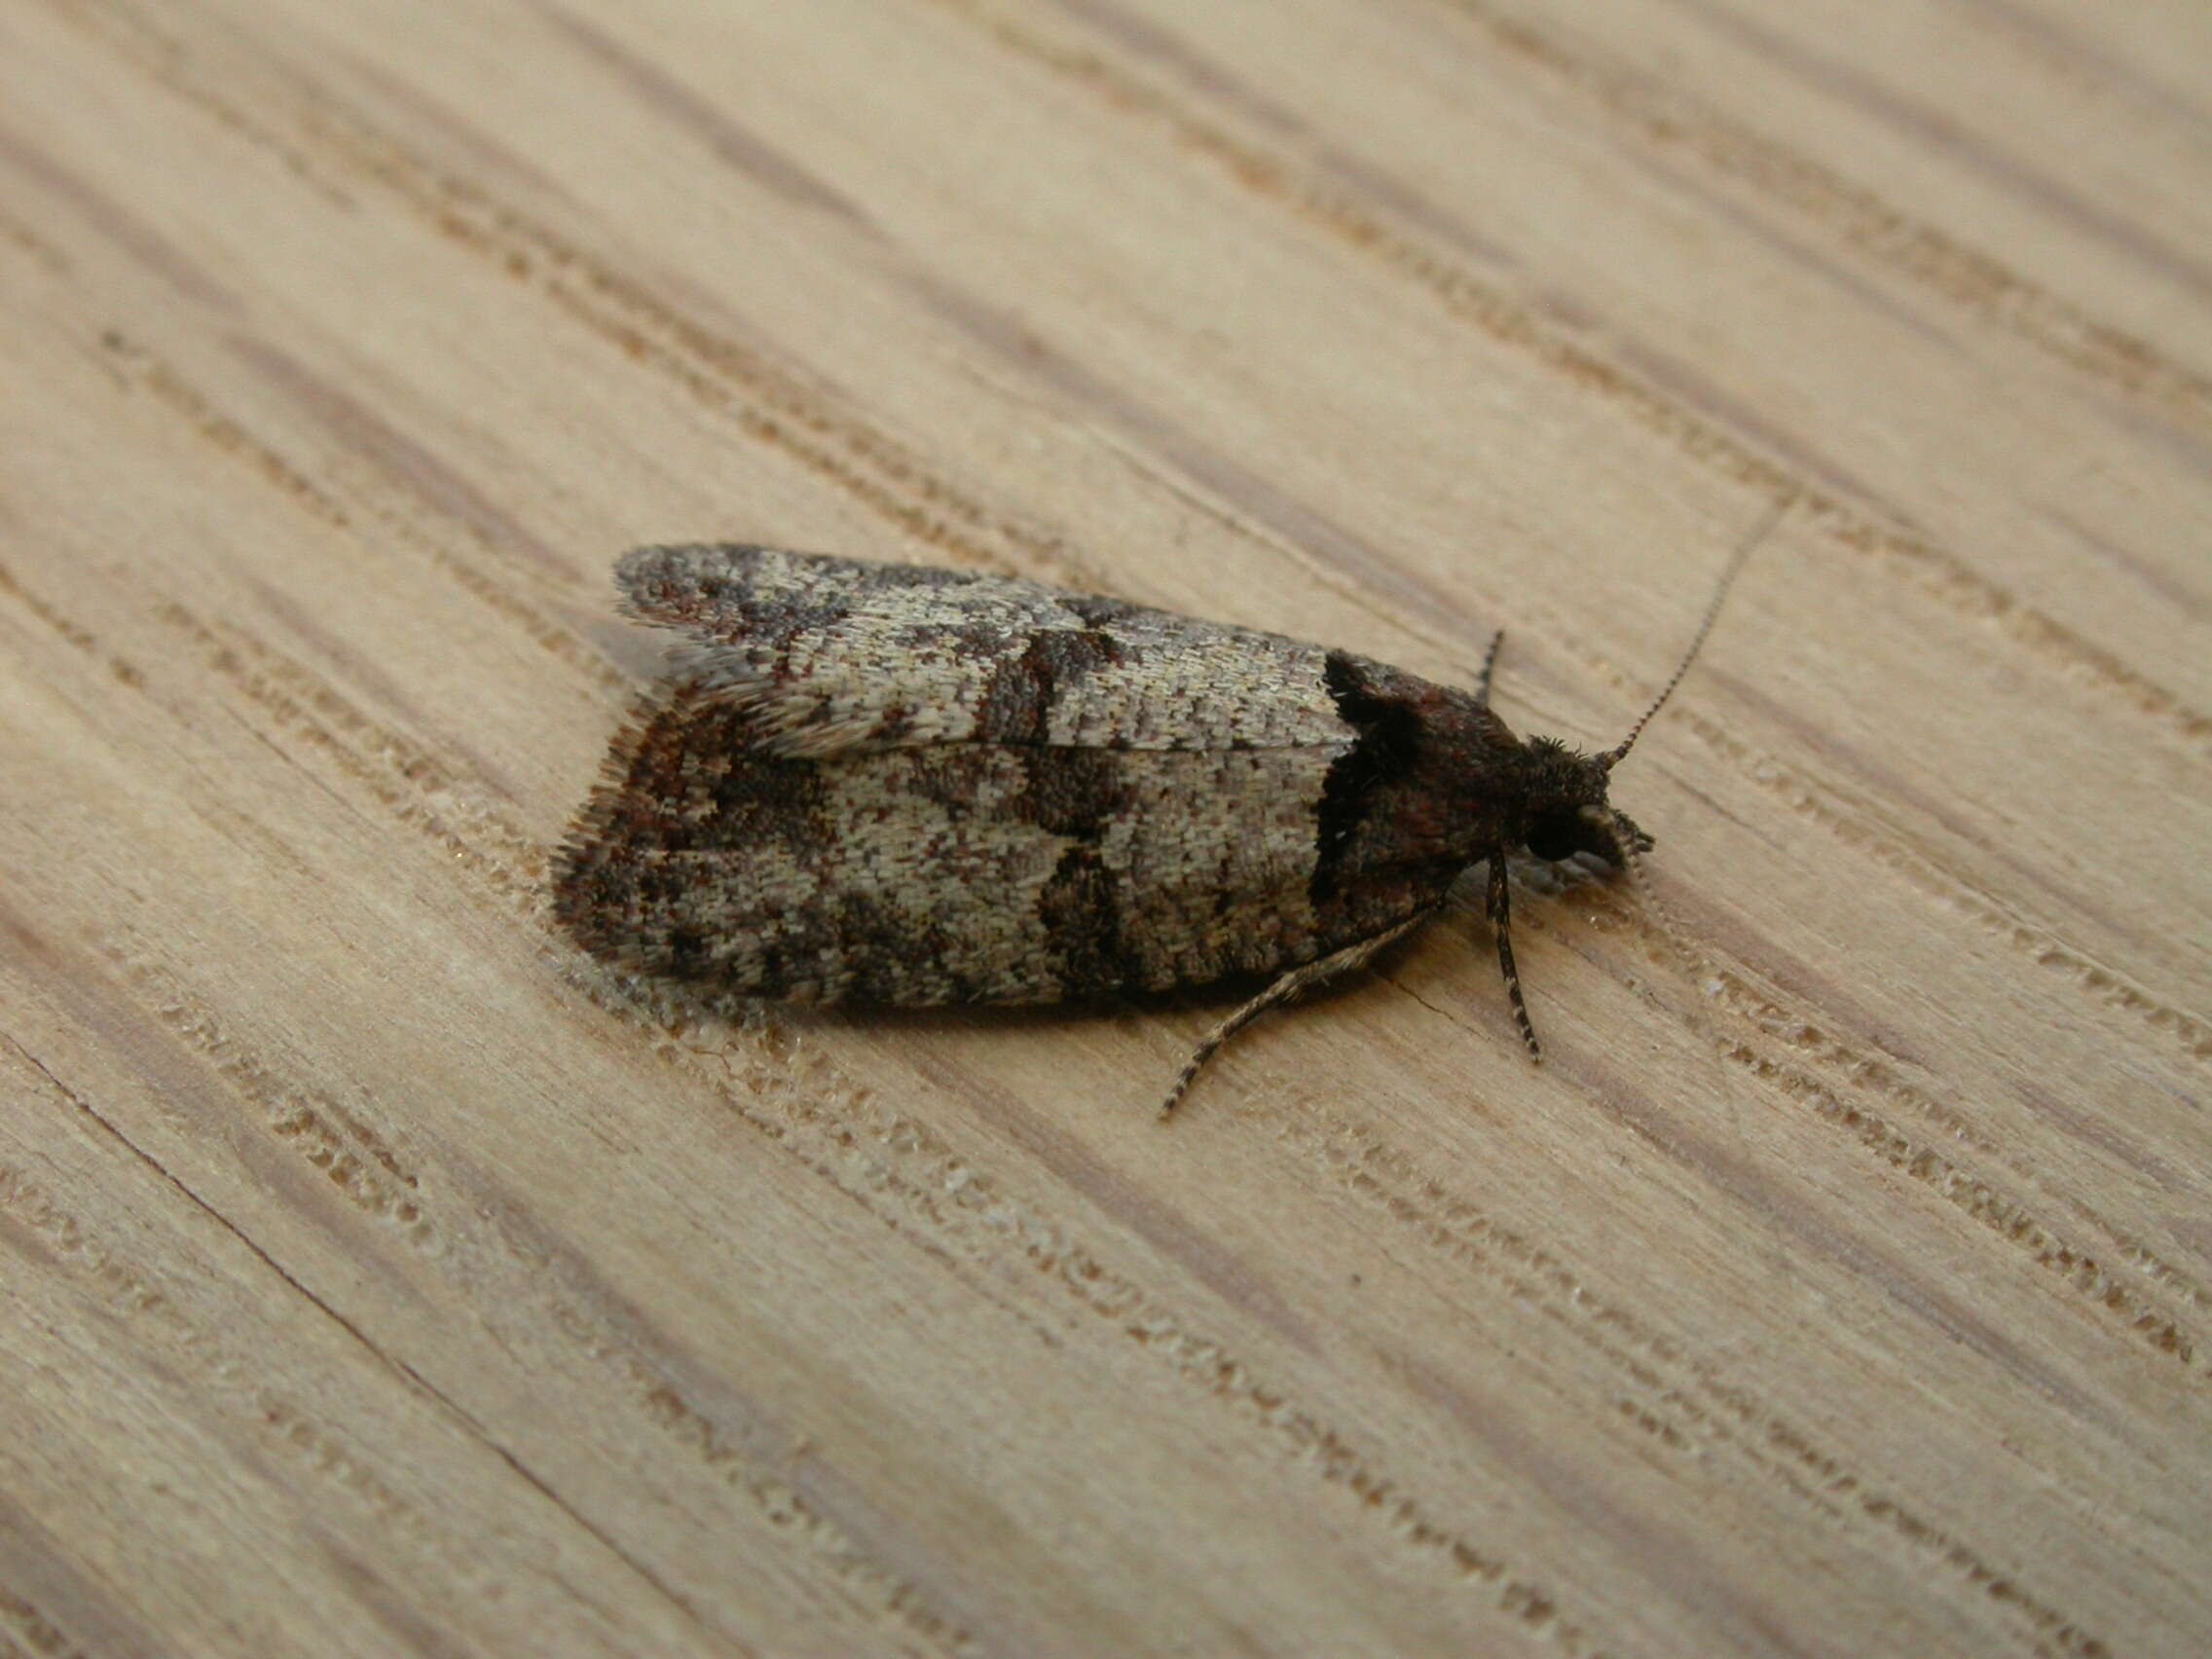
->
[[555, 511, 1772, 1111]]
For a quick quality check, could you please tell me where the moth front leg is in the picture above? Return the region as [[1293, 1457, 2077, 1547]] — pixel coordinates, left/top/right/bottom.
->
[[1159, 906, 1441, 1118], [1488, 852, 1541, 1058]]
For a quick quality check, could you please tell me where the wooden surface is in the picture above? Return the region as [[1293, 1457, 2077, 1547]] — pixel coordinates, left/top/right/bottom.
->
[[2, 0, 2206, 1654]]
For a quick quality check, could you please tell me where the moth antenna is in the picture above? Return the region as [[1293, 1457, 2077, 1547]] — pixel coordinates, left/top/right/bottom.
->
[[1473, 627, 1505, 710], [1601, 492, 1793, 769]]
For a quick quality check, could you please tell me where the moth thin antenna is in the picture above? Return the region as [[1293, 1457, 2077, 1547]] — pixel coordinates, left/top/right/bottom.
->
[[1602, 492, 1793, 769], [1473, 628, 1505, 710]]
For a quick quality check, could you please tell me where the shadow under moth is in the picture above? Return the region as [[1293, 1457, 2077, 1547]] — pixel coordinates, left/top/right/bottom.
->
[[555, 509, 1773, 1112]]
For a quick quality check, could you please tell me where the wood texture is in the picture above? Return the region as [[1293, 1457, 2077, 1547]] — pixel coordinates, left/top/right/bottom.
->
[[2, 1, 2205, 1654]]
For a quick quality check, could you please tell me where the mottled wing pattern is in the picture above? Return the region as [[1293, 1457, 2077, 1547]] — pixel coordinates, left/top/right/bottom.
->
[[614, 545, 1346, 755], [555, 548, 1443, 1004]]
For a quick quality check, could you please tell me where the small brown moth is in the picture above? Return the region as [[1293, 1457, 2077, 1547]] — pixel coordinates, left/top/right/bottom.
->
[[555, 504, 1775, 1111]]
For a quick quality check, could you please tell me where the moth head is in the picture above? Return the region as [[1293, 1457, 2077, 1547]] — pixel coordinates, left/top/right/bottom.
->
[[1523, 494, 1788, 865], [1516, 739, 1646, 866], [1513, 495, 1788, 867]]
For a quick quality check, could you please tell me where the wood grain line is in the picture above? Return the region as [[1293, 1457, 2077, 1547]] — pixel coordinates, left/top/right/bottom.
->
[[1512, 881, 2211, 1366], [1936, 0, 2212, 144], [0, 1056, 500, 1613], [0, 112, 242, 314], [1675, 696, 2210, 1068], [0, 1497, 136, 1659], [594, 976, 1613, 1653], [143, 596, 546, 896], [0, 1581, 97, 1659], [22, 1, 1053, 585], [0, 199, 74, 276], [32, 930, 975, 1658], [0, 559, 151, 696], [1280, 1115, 2113, 1658], [100, 332, 356, 532], [927, 0, 2212, 759], [530, 0, 881, 232], [91, 330, 633, 699], [1426, 0, 2212, 416], [1, 1027, 761, 1658], [1665, 0, 2212, 307]]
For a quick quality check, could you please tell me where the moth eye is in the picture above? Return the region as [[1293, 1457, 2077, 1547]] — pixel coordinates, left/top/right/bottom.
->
[[1526, 817, 1581, 862]]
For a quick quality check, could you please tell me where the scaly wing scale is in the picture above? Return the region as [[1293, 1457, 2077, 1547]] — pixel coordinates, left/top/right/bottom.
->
[[614, 545, 1349, 756]]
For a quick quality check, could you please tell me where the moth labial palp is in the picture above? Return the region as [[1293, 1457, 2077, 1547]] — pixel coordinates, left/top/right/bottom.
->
[[553, 498, 1788, 1113]]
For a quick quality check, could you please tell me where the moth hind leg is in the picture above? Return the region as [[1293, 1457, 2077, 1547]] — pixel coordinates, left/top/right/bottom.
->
[[1159, 907, 1439, 1118]]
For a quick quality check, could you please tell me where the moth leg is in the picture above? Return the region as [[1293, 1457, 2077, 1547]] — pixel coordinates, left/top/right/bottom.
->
[[1473, 628, 1505, 709], [1160, 907, 1439, 1118], [1488, 853, 1541, 1058]]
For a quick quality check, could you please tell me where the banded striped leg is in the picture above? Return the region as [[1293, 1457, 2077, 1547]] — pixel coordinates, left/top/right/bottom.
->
[[1160, 907, 1438, 1117], [1488, 853, 1540, 1057]]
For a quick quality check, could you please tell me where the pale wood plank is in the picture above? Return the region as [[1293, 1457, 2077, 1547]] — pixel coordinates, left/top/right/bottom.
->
[[2, 1, 2205, 1654]]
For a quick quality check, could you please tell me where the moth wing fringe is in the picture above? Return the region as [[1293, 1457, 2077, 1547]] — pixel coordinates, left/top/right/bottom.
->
[[549, 688, 682, 972]]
